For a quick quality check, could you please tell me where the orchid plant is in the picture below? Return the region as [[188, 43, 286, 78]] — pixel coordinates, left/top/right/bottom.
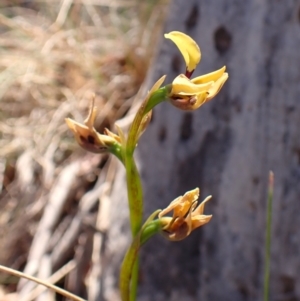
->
[[66, 31, 228, 301]]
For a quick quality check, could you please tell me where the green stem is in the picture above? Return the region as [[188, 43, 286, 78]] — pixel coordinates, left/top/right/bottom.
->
[[140, 219, 162, 245], [125, 156, 143, 236], [121, 85, 169, 301], [109, 143, 124, 163], [130, 219, 163, 301], [127, 87, 169, 156], [264, 171, 274, 301], [123, 156, 143, 301], [130, 258, 139, 301], [120, 214, 162, 301], [120, 235, 141, 301], [144, 86, 170, 115]]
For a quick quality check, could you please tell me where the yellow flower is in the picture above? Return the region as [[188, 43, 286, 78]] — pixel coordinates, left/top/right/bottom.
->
[[165, 31, 228, 110], [158, 188, 212, 241], [65, 96, 120, 154], [165, 31, 201, 75], [170, 66, 228, 110]]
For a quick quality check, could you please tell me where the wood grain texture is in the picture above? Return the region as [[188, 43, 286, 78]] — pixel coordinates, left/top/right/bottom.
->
[[105, 0, 300, 300]]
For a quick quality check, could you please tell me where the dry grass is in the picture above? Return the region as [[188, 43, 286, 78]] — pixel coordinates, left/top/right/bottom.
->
[[0, 0, 168, 299]]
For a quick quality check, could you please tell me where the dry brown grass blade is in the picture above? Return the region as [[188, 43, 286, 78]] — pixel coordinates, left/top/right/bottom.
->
[[0, 264, 86, 301], [17, 160, 82, 295], [22, 260, 76, 301], [87, 160, 116, 300]]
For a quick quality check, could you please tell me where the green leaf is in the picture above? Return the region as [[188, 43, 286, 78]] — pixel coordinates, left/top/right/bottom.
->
[[264, 171, 274, 301]]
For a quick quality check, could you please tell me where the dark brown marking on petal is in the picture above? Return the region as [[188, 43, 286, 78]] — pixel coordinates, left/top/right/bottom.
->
[[173, 97, 189, 104], [185, 69, 194, 79], [79, 135, 86, 142], [87, 135, 95, 144], [189, 96, 197, 105]]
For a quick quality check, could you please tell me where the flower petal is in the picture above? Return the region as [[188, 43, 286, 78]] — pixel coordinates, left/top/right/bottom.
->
[[191, 214, 212, 230], [65, 118, 109, 153], [192, 195, 212, 216], [173, 188, 199, 217], [84, 94, 97, 129], [170, 92, 207, 111], [192, 66, 226, 85], [167, 221, 190, 241], [158, 188, 199, 219], [158, 196, 183, 218], [137, 110, 152, 141], [191, 93, 208, 110], [104, 128, 121, 143], [206, 73, 229, 101], [165, 31, 201, 72], [172, 74, 213, 95], [149, 75, 166, 94]]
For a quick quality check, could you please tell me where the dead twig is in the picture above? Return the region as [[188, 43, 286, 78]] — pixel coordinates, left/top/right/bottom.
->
[[0, 264, 86, 301]]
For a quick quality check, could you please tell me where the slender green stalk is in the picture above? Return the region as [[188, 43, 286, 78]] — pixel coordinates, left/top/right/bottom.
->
[[125, 157, 143, 236], [144, 86, 170, 114], [264, 171, 274, 301], [124, 156, 143, 301], [130, 258, 139, 301], [124, 85, 169, 235], [127, 87, 169, 156], [110, 143, 124, 164], [140, 219, 162, 245], [120, 211, 162, 301], [130, 217, 163, 301], [120, 234, 141, 301]]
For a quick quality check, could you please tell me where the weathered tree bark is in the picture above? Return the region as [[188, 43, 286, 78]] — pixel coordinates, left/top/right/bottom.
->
[[103, 0, 300, 301]]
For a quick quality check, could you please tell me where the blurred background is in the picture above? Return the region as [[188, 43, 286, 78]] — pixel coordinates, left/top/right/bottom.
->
[[0, 0, 168, 300]]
